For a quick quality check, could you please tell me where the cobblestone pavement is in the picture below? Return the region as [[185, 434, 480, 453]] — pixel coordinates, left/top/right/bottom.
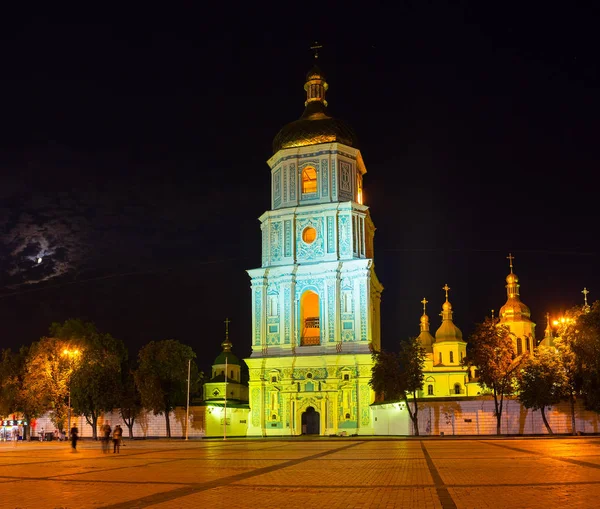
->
[[1, 436, 600, 508]]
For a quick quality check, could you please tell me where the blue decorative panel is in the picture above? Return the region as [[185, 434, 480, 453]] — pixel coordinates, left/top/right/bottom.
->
[[289, 163, 296, 200], [261, 228, 267, 266], [332, 160, 336, 198], [254, 288, 262, 346], [339, 161, 352, 201], [360, 282, 367, 341], [270, 222, 282, 261], [284, 220, 292, 257], [296, 217, 325, 260], [269, 325, 278, 333], [338, 215, 351, 257], [283, 166, 287, 203], [327, 216, 334, 253], [321, 160, 328, 196], [327, 280, 335, 342], [284, 291, 290, 344], [273, 169, 281, 208]]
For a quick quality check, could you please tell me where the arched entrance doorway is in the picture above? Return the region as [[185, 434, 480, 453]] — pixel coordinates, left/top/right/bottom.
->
[[301, 406, 320, 435]]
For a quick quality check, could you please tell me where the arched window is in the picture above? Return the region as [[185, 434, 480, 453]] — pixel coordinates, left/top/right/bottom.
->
[[427, 384, 434, 396], [439, 352, 442, 364], [517, 337, 523, 355], [454, 383, 461, 395], [302, 167, 317, 194], [301, 291, 321, 346], [449, 351, 454, 363]]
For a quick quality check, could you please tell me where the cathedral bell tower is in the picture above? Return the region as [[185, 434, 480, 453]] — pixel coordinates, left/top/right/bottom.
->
[[245, 56, 383, 437]]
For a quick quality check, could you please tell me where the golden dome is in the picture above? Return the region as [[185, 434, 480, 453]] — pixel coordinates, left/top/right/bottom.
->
[[420, 314, 428, 325], [506, 273, 519, 284], [442, 301, 452, 312], [499, 298, 531, 322], [273, 64, 357, 153], [435, 320, 464, 343]]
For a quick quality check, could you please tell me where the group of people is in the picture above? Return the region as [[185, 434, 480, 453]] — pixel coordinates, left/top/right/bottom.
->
[[100, 422, 123, 453]]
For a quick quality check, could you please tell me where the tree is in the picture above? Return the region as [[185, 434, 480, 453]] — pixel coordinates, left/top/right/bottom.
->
[[22, 336, 72, 431], [567, 301, 600, 414], [463, 317, 523, 435], [48, 319, 127, 439], [0, 346, 44, 439], [118, 360, 143, 439], [370, 337, 426, 435], [134, 340, 198, 438], [517, 349, 568, 434]]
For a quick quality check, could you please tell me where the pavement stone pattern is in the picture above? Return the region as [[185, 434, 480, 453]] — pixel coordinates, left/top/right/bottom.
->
[[1, 436, 599, 508]]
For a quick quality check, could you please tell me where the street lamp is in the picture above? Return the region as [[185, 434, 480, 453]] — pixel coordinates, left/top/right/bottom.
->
[[62, 348, 80, 439]]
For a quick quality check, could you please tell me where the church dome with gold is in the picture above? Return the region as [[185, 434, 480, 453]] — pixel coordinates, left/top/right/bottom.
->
[[499, 255, 532, 323], [434, 285, 464, 343], [272, 64, 357, 153]]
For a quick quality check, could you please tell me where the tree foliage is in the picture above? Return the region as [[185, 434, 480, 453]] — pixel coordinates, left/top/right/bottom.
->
[[118, 359, 143, 439], [22, 336, 73, 431], [567, 301, 600, 412], [517, 349, 568, 434], [134, 340, 198, 438], [370, 337, 426, 435], [463, 317, 523, 435], [0, 346, 44, 437], [47, 319, 127, 439]]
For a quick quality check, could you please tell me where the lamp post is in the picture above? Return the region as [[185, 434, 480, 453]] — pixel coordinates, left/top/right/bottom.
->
[[62, 349, 80, 439]]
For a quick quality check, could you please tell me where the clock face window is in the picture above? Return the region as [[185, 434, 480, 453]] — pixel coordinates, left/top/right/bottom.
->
[[302, 227, 317, 244]]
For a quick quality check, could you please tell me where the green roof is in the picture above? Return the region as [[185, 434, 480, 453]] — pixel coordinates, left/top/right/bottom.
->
[[214, 351, 240, 366]]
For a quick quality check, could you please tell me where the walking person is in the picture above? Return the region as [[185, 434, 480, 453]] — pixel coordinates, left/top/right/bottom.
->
[[101, 422, 111, 453], [112, 425, 123, 454], [70, 425, 79, 452]]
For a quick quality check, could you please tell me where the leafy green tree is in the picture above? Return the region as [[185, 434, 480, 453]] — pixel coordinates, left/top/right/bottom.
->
[[22, 336, 72, 431], [370, 337, 426, 435], [568, 301, 600, 413], [48, 319, 127, 439], [0, 346, 44, 439], [463, 317, 523, 435], [517, 349, 568, 434], [118, 360, 143, 439], [134, 340, 199, 438]]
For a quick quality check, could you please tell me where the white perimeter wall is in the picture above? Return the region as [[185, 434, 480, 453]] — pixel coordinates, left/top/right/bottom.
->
[[373, 398, 600, 436]]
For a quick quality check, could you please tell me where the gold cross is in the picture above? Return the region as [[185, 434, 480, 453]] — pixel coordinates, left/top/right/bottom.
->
[[421, 298, 428, 314], [491, 309, 495, 320], [507, 253, 515, 272], [582, 287, 590, 306], [442, 284, 450, 300], [224, 317, 231, 338], [310, 41, 323, 59]]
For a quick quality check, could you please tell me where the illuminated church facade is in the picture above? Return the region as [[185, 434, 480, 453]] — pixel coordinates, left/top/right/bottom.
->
[[244, 63, 383, 436], [413, 256, 538, 400]]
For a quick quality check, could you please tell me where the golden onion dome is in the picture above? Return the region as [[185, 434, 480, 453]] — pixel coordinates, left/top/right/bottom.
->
[[273, 64, 358, 153], [435, 320, 464, 343], [506, 272, 519, 284], [499, 298, 531, 322]]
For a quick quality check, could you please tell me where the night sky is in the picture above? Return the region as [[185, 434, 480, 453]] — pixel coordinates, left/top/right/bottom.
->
[[1, 4, 598, 376]]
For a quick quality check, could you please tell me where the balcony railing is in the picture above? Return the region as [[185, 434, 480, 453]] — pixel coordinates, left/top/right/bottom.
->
[[304, 317, 320, 328], [301, 335, 320, 346]]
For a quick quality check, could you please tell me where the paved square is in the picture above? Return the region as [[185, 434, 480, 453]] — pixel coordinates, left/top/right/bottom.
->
[[1, 436, 599, 508]]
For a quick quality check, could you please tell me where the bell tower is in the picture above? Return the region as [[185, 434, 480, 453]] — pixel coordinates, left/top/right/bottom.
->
[[245, 55, 383, 436]]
